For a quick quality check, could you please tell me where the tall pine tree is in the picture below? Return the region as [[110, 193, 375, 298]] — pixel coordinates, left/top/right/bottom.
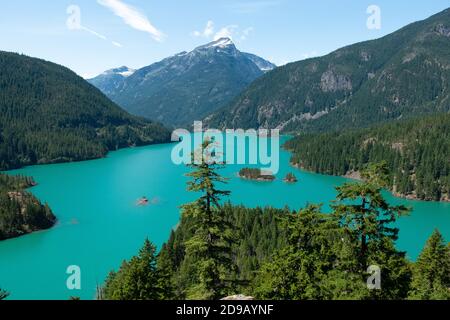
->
[[102, 239, 168, 300], [331, 162, 412, 299], [409, 230, 450, 300], [332, 162, 410, 269], [180, 139, 235, 300]]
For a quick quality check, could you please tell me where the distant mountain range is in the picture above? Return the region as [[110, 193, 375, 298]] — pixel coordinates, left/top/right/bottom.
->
[[88, 66, 136, 97], [88, 38, 276, 127], [0, 51, 170, 170], [206, 8, 450, 132]]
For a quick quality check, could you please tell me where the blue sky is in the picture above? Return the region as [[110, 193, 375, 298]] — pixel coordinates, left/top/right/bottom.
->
[[1, 0, 449, 78]]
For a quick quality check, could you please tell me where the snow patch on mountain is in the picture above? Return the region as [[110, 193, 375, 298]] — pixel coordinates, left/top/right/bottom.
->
[[102, 66, 136, 78], [210, 37, 234, 48]]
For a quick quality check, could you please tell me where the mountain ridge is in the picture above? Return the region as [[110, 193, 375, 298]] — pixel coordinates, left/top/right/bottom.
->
[[88, 38, 276, 127], [205, 8, 450, 132]]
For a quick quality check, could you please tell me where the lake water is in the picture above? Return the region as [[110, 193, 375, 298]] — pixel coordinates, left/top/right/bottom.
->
[[0, 138, 449, 300]]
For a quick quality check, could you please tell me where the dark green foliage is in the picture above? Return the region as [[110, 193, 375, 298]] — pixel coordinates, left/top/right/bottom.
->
[[102, 239, 170, 300], [409, 230, 450, 300], [157, 141, 287, 298], [253, 205, 345, 300], [332, 162, 410, 268], [253, 171, 413, 300], [0, 173, 56, 240], [154, 242, 176, 300], [160, 203, 289, 299], [207, 9, 450, 132], [285, 113, 450, 201], [328, 163, 412, 299], [104, 161, 447, 300], [176, 140, 235, 299], [0, 51, 171, 170]]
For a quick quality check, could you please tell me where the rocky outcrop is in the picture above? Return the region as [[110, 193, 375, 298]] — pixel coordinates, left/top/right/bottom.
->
[[343, 170, 362, 181], [205, 9, 450, 132], [320, 69, 352, 92], [434, 24, 450, 37]]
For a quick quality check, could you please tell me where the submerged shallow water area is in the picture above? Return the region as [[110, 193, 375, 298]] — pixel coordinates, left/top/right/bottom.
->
[[0, 137, 449, 300]]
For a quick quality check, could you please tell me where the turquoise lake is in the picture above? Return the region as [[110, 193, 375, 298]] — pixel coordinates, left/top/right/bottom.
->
[[0, 138, 449, 300]]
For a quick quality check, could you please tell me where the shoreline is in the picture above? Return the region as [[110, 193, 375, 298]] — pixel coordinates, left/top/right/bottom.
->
[[0, 221, 57, 242], [238, 174, 276, 182], [2, 140, 174, 173], [1, 193, 57, 241], [1, 140, 448, 299], [1, 142, 174, 242], [289, 161, 450, 203]]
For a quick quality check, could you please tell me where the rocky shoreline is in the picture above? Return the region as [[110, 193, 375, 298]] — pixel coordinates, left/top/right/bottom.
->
[[238, 174, 276, 182], [238, 168, 276, 182], [289, 162, 450, 203]]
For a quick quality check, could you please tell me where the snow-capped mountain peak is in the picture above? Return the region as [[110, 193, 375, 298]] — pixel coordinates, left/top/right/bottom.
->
[[88, 38, 276, 125], [195, 37, 236, 52], [209, 37, 234, 48], [103, 66, 136, 78]]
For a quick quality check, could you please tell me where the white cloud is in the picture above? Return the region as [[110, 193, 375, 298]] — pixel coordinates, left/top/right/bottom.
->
[[97, 0, 164, 42], [66, 5, 122, 48], [214, 25, 239, 41], [240, 27, 254, 41], [192, 21, 253, 43], [193, 20, 215, 38], [81, 26, 107, 40]]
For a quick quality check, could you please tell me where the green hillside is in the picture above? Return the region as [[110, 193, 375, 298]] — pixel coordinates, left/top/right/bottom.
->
[[207, 8, 450, 133], [285, 114, 450, 201], [0, 51, 171, 170]]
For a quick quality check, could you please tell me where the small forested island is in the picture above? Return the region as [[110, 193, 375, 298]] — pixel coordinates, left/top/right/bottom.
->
[[0, 174, 56, 240], [238, 168, 275, 182], [283, 172, 298, 183]]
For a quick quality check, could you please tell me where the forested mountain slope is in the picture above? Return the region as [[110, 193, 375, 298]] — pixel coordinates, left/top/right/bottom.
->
[[89, 38, 275, 127], [206, 8, 450, 133], [0, 51, 171, 170], [285, 113, 450, 201]]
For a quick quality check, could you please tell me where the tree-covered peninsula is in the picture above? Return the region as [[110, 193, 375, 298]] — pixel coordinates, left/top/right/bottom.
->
[[0, 174, 56, 240]]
